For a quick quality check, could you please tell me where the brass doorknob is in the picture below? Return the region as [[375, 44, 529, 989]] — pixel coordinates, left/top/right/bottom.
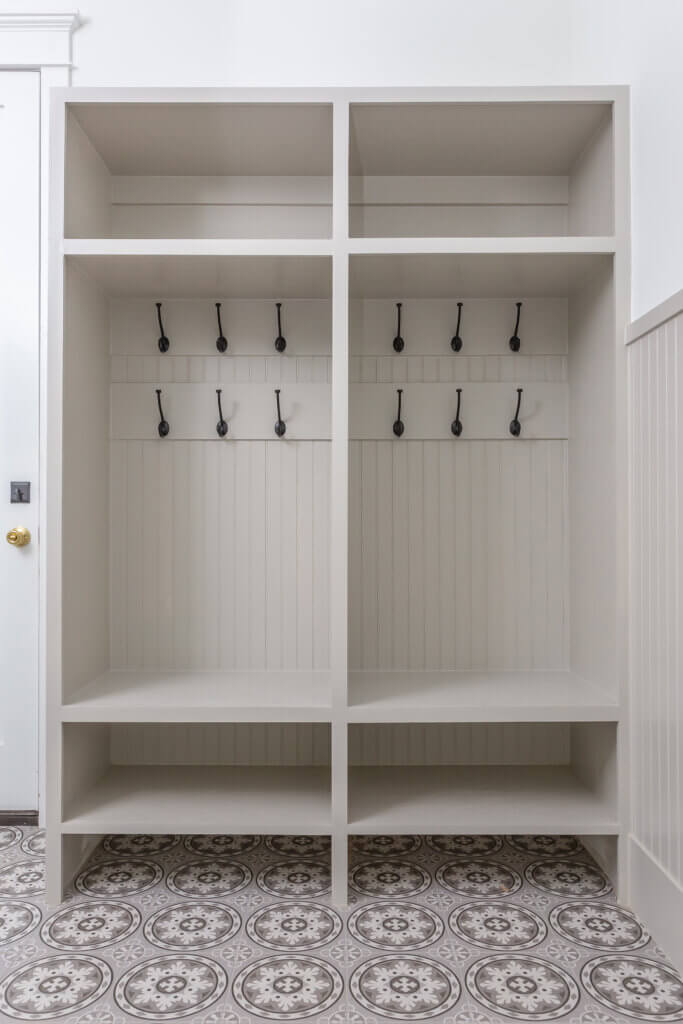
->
[[6, 526, 30, 547]]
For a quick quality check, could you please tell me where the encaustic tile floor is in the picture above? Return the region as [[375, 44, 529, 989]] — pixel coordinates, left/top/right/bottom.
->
[[0, 830, 681, 1023]]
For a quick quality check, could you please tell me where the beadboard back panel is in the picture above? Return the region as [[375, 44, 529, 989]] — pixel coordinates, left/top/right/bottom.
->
[[109, 722, 570, 766], [109, 295, 332, 672], [110, 439, 330, 672], [349, 439, 568, 672], [628, 307, 683, 891]]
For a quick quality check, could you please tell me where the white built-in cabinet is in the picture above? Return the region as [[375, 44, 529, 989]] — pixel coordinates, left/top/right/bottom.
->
[[47, 88, 629, 905]]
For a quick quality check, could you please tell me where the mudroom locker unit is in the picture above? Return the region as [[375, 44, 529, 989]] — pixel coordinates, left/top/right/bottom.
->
[[46, 88, 629, 905]]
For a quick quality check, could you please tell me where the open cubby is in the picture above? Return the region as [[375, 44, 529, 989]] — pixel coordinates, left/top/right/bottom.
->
[[347, 722, 618, 836], [60, 252, 332, 720], [348, 251, 620, 721], [62, 723, 331, 835], [48, 88, 628, 905], [349, 101, 614, 237], [65, 102, 333, 239]]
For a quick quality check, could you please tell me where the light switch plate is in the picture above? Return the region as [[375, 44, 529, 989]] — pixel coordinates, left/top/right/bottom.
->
[[10, 482, 30, 504]]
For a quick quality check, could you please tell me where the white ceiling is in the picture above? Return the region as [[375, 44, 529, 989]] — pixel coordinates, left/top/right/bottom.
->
[[67, 254, 332, 298], [70, 103, 333, 176], [349, 102, 611, 176]]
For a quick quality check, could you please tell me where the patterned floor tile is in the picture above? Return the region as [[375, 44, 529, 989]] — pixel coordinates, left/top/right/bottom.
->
[[0, 830, 679, 1022]]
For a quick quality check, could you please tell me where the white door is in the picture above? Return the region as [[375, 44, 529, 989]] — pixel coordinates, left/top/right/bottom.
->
[[0, 71, 40, 810]]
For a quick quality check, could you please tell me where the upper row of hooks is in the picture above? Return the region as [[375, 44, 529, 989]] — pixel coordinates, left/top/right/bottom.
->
[[155, 301, 288, 355], [393, 300, 523, 354]]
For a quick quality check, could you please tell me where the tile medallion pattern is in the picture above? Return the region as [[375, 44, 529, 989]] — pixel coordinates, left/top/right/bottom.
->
[[0, 828, 679, 1022]]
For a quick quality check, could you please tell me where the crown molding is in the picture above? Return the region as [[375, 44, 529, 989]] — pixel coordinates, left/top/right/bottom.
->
[[0, 12, 80, 67]]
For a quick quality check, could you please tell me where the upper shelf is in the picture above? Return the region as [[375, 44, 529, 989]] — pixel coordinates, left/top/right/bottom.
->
[[64, 102, 333, 241], [349, 101, 614, 239], [62, 97, 616, 244]]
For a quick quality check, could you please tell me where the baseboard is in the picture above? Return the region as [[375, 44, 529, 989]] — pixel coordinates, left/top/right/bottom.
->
[[0, 810, 39, 826], [629, 835, 683, 972]]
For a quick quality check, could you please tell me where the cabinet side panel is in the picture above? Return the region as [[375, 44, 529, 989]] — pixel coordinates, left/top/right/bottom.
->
[[568, 263, 616, 692], [62, 263, 110, 697]]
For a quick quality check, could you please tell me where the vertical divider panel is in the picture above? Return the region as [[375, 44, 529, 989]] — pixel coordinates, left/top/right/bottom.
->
[[330, 100, 350, 905]]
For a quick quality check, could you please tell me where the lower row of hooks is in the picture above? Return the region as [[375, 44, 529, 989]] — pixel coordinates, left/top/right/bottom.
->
[[156, 388, 287, 438], [393, 387, 524, 438], [155, 386, 525, 438]]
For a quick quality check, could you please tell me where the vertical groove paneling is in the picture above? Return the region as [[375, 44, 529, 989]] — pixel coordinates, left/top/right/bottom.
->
[[348, 439, 568, 671], [110, 723, 332, 765], [110, 440, 330, 671], [629, 311, 683, 889], [347, 723, 570, 765]]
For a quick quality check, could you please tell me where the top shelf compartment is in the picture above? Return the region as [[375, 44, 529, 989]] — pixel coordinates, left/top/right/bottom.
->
[[64, 102, 333, 240], [349, 101, 614, 239]]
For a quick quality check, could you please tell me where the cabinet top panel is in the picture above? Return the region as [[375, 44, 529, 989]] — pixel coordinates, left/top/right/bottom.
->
[[349, 101, 612, 177], [67, 102, 333, 177]]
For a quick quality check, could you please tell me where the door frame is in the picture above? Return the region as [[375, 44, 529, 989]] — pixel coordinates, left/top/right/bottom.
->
[[0, 13, 79, 822]]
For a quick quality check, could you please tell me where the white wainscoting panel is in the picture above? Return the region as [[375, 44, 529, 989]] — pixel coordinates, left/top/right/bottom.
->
[[348, 439, 568, 672], [628, 308, 683, 896], [110, 440, 330, 672]]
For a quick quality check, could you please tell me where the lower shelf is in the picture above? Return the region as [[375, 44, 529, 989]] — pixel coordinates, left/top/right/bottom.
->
[[62, 765, 332, 835], [348, 765, 619, 835]]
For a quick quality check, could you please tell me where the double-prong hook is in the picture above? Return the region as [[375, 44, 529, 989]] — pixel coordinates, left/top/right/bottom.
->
[[509, 388, 523, 437], [156, 389, 169, 437], [274, 302, 286, 353], [392, 302, 405, 353], [451, 388, 463, 436], [393, 388, 405, 437], [216, 389, 228, 437], [451, 302, 464, 352], [156, 302, 170, 353], [509, 301, 522, 352], [215, 302, 228, 353], [274, 389, 286, 437]]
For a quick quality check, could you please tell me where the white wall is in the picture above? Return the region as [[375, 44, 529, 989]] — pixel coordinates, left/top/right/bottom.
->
[[6, 0, 681, 318]]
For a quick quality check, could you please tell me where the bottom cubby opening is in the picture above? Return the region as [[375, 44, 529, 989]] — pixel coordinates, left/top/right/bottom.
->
[[61, 722, 332, 836], [348, 721, 618, 836]]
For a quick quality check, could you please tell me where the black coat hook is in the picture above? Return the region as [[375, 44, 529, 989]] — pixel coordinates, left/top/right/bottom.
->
[[216, 389, 228, 437], [451, 302, 464, 352], [451, 388, 463, 436], [393, 302, 405, 353], [393, 388, 405, 437], [510, 388, 523, 437], [215, 302, 228, 353], [274, 388, 286, 437], [509, 301, 522, 352], [274, 302, 286, 353], [156, 302, 170, 353], [156, 389, 169, 437]]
